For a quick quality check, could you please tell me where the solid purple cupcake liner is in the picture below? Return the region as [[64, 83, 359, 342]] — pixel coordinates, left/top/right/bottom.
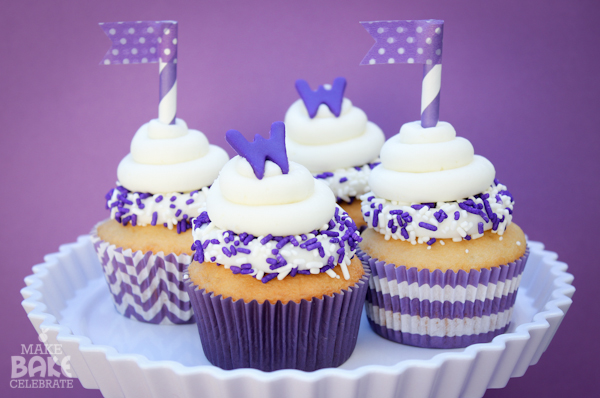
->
[[185, 260, 370, 371], [357, 247, 529, 348], [91, 230, 194, 325]]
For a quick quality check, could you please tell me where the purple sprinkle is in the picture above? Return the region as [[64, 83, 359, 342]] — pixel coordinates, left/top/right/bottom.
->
[[401, 228, 409, 239], [222, 243, 233, 258], [131, 214, 137, 226], [454, 211, 460, 220], [276, 237, 291, 249], [328, 220, 336, 230], [190, 190, 198, 196], [300, 234, 307, 241], [241, 269, 253, 275], [402, 213, 412, 223], [117, 207, 129, 214], [289, 236, 299, 246], [138, 203, 145, 209], [271, 249, 279, 255], [237, 248, 250, 254], [155, 195, 163, 203], [372, 209, 379, 227], [116, 185, 128, 193], [364, 211, 370, 217], [136, 198, 142, 206], [337, 252, 345, 264], [110, 201, 119, 208], [230, 266, 241, 274], [186, 199, 194, 205], [465, 235, 472, 241], [211, 239, 220, 244], [389, 210, 403, 215], [478, 222, 484, 234], [369, 162, 380, 169], [411, 204, 425, 210], [387, 219, 394, 228], [327, 256, 334, 266], [121, 216, 131, 225], [266, 258, 277, 265], [175, 209, 182, 217], [170, 196, 177, 202], [290, 267, 298, 277], [329, 238, 340, 243], [262, 273, 278, 283], [241, 263, 252, 269], [459, 202, 480, 215], [419, 222, 438, 231], [210, 257, 216, 262], [315, 172, 335, 179], [297, 270, 311, 275], [318, 246, 325, 258], [391, 225, 397, 233], [321, 230, 339, 237], [483, 199, 493, 220], [427, 238, 436, 245], [367, 196, 375, 202], [494, 178, 500, 185], [230, 245, 237, 256], [306, 242, 321, 251], [260, 234, 273, 245], [151, 212, 158, 226], [163, 223, 168, 227], [202, 240, 210, 249], [496, 194, 502, 204], [170, 204, 176, 209], [339, 177, 348, 183]]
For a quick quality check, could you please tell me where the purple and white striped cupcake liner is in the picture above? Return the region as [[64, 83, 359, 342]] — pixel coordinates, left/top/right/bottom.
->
[[358, 248, 528, 348], [91, 230, 194, 325], [185, 260, 370, 371]]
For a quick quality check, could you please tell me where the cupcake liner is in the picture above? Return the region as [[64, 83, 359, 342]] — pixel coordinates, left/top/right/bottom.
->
[[91, 229, 194, 325], [358, 248, 529, 348], [185, 261, 371, 371]]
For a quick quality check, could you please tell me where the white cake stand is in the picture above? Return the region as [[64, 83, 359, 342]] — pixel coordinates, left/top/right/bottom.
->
[[21, 235, 574, 398]]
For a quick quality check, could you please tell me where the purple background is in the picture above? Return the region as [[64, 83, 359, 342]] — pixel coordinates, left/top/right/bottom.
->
[[1, 0, 598, 397]]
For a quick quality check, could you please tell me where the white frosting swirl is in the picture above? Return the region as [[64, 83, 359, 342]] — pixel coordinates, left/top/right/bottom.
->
[[206, 156, 336, 236], [369, 121, 495, 203], [117, 118, 229, 194], [284, 98, 385, 173]]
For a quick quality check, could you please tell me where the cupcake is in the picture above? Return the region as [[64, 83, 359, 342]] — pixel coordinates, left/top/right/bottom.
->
[[284, 77, 385, 228], [185, 121, 369, 371], [359, 120, 528, 348], [92, 118, 229, 324]]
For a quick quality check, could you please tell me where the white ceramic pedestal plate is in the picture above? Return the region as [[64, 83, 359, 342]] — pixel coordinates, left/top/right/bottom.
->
[[21, 235, 574, 398]]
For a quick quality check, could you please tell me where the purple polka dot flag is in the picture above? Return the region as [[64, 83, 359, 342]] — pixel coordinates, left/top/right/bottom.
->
[[360, 19, 444, 128], [99, 21, 178, 125]]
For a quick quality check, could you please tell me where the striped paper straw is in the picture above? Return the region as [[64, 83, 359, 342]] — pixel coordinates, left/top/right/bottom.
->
[[100, 20, 179, 125], [360, 19, 444, 128]]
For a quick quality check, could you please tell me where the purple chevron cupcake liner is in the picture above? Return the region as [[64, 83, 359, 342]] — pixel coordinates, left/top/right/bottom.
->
[[357, 247, 528, 348], [184, 260, 370, 371], [91, 228, 194, 325]]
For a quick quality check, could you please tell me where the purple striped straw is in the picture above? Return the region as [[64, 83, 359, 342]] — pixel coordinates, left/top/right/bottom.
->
[[99, 20, 179, 125], [360, 20, 444, 128]]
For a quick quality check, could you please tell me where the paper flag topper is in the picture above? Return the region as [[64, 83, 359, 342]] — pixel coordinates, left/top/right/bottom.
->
[[295, 77, 347, 118], [360, 19, 444, 128], [99, 21, 178, 125], [226, 122, 289, 180], [99, 21, 178, 65]]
